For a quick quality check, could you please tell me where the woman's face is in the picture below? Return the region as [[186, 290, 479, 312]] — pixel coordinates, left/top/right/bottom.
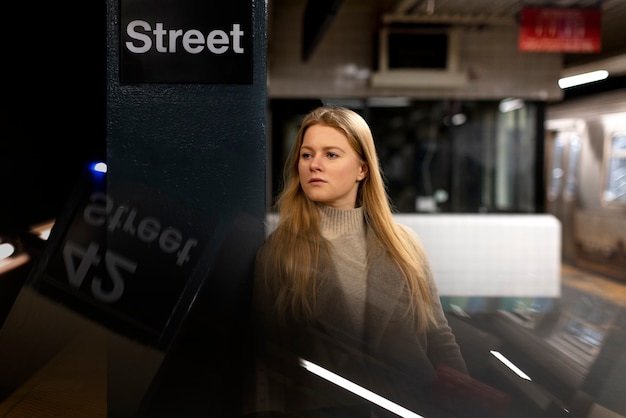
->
[[298, 124, 368, 209]]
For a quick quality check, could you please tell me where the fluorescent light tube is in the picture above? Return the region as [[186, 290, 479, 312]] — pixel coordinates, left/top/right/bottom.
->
[[558, 70, 609, 89]]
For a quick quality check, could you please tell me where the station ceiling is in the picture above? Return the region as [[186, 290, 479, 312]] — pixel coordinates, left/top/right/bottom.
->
[[294, 0, 626, 77]]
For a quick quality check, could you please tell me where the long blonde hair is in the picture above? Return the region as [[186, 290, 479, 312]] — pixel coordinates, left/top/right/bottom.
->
[[264, 106, 437, 331]]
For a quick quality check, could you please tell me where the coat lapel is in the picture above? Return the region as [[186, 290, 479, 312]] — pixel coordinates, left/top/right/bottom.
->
[[313, 232, 407, 351], [363, 232, 406, 350]]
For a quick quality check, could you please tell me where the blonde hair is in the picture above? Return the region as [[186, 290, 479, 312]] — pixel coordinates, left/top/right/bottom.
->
[[264, 106, 437, 331]]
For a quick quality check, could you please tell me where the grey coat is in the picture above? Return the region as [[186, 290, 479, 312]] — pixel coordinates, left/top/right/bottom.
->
[[251, 231, 468, 417]]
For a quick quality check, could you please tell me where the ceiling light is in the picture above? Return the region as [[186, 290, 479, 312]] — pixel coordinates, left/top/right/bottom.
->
[[558, 70, 609, 89], [499, 98, 525, 113]]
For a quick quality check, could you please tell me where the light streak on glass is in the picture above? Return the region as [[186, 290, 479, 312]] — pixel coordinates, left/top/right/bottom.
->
[[490, 350, 531, 381], [299, 358, 425, 418]]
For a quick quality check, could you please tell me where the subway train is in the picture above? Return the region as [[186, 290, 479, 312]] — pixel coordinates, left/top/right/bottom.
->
[[545, 88, 626, 281]]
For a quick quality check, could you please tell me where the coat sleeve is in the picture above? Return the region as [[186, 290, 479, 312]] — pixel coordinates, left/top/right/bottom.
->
[[398, 223, 468, 375], [423, 262, 469, 375]]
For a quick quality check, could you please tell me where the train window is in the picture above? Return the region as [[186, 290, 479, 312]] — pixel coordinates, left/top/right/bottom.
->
[[564, 134, 581, 198], [547, 132, 565, 201], [602, 131, 626, 205]]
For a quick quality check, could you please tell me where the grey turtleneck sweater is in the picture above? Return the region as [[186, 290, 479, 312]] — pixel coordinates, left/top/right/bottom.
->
[[318, 205, 368, 335]]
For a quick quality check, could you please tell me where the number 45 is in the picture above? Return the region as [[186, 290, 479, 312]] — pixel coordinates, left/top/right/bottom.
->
[[63, 241, 137, 303]]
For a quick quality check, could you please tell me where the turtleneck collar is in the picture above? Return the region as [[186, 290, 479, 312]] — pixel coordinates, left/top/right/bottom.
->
[[318, 205, 365, 237]]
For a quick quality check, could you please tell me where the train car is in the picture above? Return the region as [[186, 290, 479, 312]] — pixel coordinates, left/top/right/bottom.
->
[[545, 89, 626, 281]]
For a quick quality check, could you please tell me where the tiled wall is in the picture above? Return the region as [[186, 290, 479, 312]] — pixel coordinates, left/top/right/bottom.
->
[[265, 213, 562, 297], [268, 0, 564, 101]]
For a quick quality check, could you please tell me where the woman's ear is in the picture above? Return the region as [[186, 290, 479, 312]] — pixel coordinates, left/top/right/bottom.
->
[[357, 164, 369, 181]]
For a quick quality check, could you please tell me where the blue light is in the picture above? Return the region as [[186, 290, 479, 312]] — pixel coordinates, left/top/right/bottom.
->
[[90, 162, 108, 174]]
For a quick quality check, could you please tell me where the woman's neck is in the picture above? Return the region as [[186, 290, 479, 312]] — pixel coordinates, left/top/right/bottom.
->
[[318, 205, 364, 238]]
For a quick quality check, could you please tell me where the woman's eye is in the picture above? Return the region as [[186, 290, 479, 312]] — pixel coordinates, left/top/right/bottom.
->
[[301, 153, 312, 159], [327, 152, 338, 159]]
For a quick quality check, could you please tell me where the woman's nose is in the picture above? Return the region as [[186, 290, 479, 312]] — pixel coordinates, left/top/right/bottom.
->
[[310, 156, 322, 171]]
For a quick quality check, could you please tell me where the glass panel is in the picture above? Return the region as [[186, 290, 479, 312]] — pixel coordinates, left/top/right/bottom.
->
[[269, 99, 542, 214], [603, 133, 626, 204]]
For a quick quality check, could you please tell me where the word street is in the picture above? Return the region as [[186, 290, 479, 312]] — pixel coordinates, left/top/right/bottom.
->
[[84, 192, 199, 267], [125, 20, 245, 54]]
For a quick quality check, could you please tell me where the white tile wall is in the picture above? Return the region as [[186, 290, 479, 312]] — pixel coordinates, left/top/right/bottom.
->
[[265, 213, 562, 297], [394, 214, 562, 297]]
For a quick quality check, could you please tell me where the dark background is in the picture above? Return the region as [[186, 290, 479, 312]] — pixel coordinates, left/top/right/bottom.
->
[[2, 2, 106, 234]]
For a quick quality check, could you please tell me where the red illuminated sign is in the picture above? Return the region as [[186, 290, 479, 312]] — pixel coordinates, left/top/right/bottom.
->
[[518, 7, 601, 53]]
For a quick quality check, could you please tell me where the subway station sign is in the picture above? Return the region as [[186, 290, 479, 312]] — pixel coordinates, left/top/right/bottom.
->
[[518, 7, 601, 53], [120, 0, 253, 83]]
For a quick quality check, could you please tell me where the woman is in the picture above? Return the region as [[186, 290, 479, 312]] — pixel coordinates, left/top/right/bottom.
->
[[249, 106, 467, 418]]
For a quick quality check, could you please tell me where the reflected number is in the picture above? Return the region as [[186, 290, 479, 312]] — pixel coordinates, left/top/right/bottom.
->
[[62, 241, 137, 303]]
